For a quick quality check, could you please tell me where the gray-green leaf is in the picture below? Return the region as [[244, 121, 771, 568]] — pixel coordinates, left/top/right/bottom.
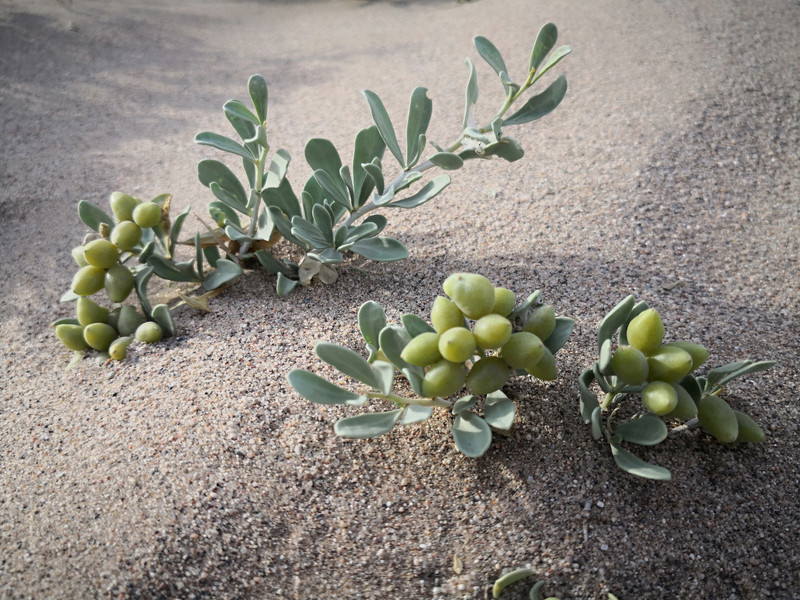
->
[[315, 342, 378, 388], [78, 201, 114, 232], [388, 174, 451, 209], [248, 75, 268, 123], [363, 90, 404, 166], [406, 87, 433, 168], [503, 74, 568, 127], [615, 414, 668, 446], [195, 131, 256, 163], [334, 409, 403, 439], [529, 22, 558, 72], [597, 295, 635, 349], [463, 58, 478, 129], [484, 391, 515, 431], [429, 152, 464, 170], [452, 412, 492, 457], [202, 258, 242, 290], [399, 405, 433, 425], [610, 442, 672, 480], [198, 159, 249, 212], [349, 237, 408, 261], [358, 301, 387, 348], [544, 317, 574, 355], [288, 369, 367, 405]]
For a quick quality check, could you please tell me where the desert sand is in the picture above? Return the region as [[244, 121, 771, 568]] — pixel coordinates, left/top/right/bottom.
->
[[1, 0, 799, 598]]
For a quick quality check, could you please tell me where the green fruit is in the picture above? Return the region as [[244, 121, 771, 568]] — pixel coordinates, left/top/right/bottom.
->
[[71, 246, 88, 267], [438, 327, 476, 363], [83, 239, 120, 269], [135, 321, 163, 344], [466, 356, 510, 394], [526, 345, 557, 381], [104, 264, 135, 303], [641, 381, 678, 415], [110, 220, 142, 251], [665, 383, 698, 421], [491, 287, 516, 317], [697, 394, 738, 443], [500, 332, 544, 370], [132, 201, 161, 228], [442, 273, 495, 320], [472, 314, 512, 350], [626, 308, 665, 355], [117, 305, 146, 336], [400, 332, 442, 366], [522, 304, 556, 340], [430, 296, 465, 334], [662, 341, 709, 370], [109, 191, 141, 222], [71, 265, 106, 296], [422, 360, 466, 398], [76, 297, 109, 326], [734, 411, 765, 443], [108, 336, 133, 361], [611, 345, 649, 386], [55, 324, 88, 351], [647, 345, 693, 383], [83, 322, 118, 352]]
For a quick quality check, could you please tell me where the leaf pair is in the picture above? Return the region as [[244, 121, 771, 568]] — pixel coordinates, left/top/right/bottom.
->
[[363, 87, 432, 170]]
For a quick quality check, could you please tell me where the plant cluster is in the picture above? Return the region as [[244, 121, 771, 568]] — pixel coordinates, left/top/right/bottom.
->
[[288, 272, 574, 457], [579, 295, 774, 480], [53, 192, 185, 362], [491, 567, 618, 600]]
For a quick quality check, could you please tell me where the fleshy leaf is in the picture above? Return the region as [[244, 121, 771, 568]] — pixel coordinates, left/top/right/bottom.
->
[[619, 300, 649, 345], [264, 148, 291, 190], [254, 250, 293, 277], [531, 45, 572, 84], [452, 412, 492, 457], [202, 258, 242, 290], [134, 266, 155, 317], [405, 87, 433, 168], [363, 90, 404, 166], [197, 159, 249, 212], [399, 404, 433, 425], [315, 342, 379, 388], [610, 442, 672, 480], [388, 175, 451, 209], [195, 131, 256, 162], [503, 75, 568, 127], [223, 100, 260, 127], [401, 313, 436, 338], [578, 368, 598, 424], [598, 338, 613, 375], [313, 168, 351, 210], [429, 152, 464, 170], [590, 406, 603, 439], [151, 304, 176, 338], [474, 36, 508, 81], [544, 317, 574, 355], [276, 272, 299, 296], [362, 160, 385, 196], [462, 57, 478, 129], [597, 295, 635, 350], [288, 369, 367, 405], [615, 414, 668, 446], [349, 237, 409, 261], [353, 126, 386, 208], [529, 22, 558, 72], [484, 391, 515, 431], [77, 201, 114, 232], [334, 409, 403, 439], [147, 255, 200, 283], [708, 360, 776, 391], [372, 360, 395, 396], [358, 301, 388, 348], [291, 216, 330, 249], [248, 74, 268, 124], [452, 395, 478, 415]]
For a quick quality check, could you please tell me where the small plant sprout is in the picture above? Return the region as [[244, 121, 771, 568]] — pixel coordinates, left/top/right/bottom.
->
[[287, 272, 574, 457], [194, 24, 571, 295], [491, 567, 618, 599], [579, 295, 775, 480]]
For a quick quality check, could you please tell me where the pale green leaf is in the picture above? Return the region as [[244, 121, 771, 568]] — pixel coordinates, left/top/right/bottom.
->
[[610, 442, 672, 480], [529, 22, 558, 72], [288, 369, 367, 405], [503, 75, 568, 127], [315, 342, 378, 388], [615, 414, 668, 446], [349, 237, 408, 261], [363, 90, 403, 166], [334, 409, 403, 439], [484, 391, 515, 430], [452, 412, 492, 457], [202, 258, 242, 290]]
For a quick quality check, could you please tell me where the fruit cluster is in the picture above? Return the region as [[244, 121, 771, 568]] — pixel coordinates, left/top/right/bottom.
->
[[611, 307, 762, 443], [54, 192, 174, 361], [401, 273, 567, 398]]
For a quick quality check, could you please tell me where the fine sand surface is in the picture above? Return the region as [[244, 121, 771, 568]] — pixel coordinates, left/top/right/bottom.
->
[[1, 1, 799, 598]]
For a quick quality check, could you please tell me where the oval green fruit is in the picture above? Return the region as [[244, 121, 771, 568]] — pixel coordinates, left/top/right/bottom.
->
[[83, 239, 120, 269], [135, 321, 163, 344], [430, 296, 464, 334], [491, 287, 516, 317], [109, 191, 141, 222], [472, 314, 512, 350], [110, 220, 142, 251], [500, 332, 544, 370], [641, 381, 678, 415], [611, 345, 649, 385], [697, 394, 738, 443], [116, 305, 146, 336], [104, 264, 135, 303], [522, 304, 556, 340], [665, 383, 698, 421], [438, 327, 476, 363], [466, 356, 510, 395], [76, 296, 109, 326], [132, 201, 161, 228], [662, 341, 709, 371], [83, 322, 118, 352], [71, 265, 106, 296], [400, 332, 442, 367], [647, 345, 693, 383], [526, 345, 557, 381], [71, 246, 89, 267], [55, 324, 88, 351], [109, 336, 133, 361], [626, 308, 665, 355], [734, 411, 765, 443], [442, 273, 495, 320], [422, 359, 466, 398]]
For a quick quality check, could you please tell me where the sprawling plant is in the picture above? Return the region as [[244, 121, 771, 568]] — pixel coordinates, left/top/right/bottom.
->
[[288, 272, 574, 456], [579, 295, 775, 480], [193, 23, 571, 294], [492, 567, 619, 599]]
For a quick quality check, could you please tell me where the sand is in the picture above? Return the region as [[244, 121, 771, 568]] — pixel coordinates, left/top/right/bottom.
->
[[1, 0, 799, 598]]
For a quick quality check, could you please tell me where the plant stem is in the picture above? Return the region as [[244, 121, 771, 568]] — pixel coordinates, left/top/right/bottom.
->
[[366, 391, 452, 409], [240, 146, 268, 255]]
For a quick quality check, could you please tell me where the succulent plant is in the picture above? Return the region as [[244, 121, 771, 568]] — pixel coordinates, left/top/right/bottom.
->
[[288, 272, 574, 457], [579, 295, 775, 480]]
